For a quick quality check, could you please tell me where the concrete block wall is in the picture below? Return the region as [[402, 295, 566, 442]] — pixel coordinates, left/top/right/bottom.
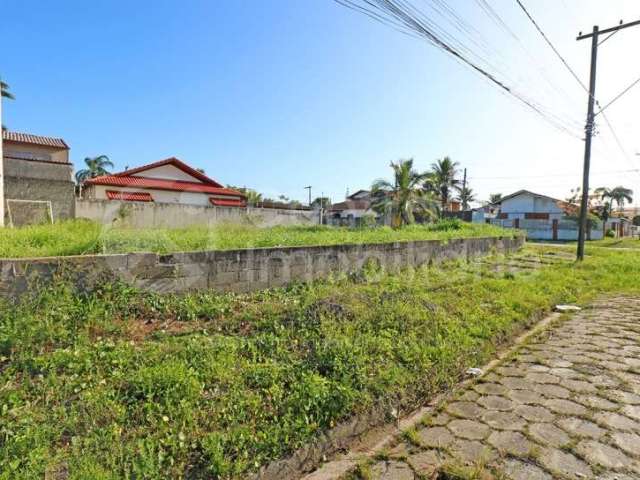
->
[[76, 199, 318, 228], [3, 158, 76, 223], [0, 235, 525, 300]]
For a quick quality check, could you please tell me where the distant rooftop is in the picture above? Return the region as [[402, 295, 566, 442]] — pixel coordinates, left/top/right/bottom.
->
[[2, 130, 69, 150]]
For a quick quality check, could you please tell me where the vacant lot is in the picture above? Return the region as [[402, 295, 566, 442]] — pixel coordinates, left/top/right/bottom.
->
[[0, 219, 513, 258], [2, 245, 639, 478], [589, 237, 640, 249]]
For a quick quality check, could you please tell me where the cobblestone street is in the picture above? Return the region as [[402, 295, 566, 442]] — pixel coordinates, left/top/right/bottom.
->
[[356, 296, 640, 479]]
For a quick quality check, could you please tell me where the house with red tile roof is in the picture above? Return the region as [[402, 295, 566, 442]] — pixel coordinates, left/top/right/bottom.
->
[[83, 157, 246, 207], [2, 130, 75, 225]]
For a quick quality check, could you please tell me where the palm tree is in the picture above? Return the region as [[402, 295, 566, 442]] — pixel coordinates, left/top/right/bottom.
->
[[371, 159, 437, 227], [1, 79, 14, 100], [425, 157, 460, 214], [488, 193, 503, 204], [458, 186, 475, 210], [610, 186, 633, 213], [244, 189, 262, 206], [1, 77, 15, 131], [594, 187, 613, 226], [75, 155, 114, 184]]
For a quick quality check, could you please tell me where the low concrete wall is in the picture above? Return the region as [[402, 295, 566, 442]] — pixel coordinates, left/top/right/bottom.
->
[[76, 199, 318, 228], [0, 236, 524, 300]]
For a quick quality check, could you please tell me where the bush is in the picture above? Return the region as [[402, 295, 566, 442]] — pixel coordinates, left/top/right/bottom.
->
[[606, 228, 616, 238]]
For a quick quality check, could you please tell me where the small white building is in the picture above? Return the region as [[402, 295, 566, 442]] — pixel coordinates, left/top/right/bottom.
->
[[83, 157, 246, 207], [489, 190, 603, 241], [328, 190, 376, 226]]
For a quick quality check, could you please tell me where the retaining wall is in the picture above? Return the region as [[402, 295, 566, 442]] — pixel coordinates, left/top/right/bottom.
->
[[76, 199, 318, 228], [0, 235, 524, 300]]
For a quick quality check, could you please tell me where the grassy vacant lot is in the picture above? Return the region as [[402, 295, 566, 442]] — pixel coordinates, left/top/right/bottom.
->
[[1, 246, 639, 479], [589, 237, 640, 249], [0, 219, 512, 258]]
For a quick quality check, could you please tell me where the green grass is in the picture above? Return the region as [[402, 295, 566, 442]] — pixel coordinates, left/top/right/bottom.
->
[[586, 237, 640, 249], [0, 219, 513, 258], [1, 246, 639, 479]]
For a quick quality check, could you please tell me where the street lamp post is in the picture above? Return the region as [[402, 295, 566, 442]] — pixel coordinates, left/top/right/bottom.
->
[[304, 185, 312, 208]]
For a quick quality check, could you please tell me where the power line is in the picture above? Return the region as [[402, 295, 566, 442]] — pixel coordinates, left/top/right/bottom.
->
[[472, 0, 583, 128], [514, 0, 588, 93], [515, 0, 640, 175], [596, 74, 640, 115], [335, 0, 583, 138]]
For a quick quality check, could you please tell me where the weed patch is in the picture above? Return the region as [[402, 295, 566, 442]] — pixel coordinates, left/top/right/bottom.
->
[[0, 247, 638, 478], [0, 219, 513, 258]]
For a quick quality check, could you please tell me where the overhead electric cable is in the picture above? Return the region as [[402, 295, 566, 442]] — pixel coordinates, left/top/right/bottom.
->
[[596, 74, 640, 115], [335, 0, 584, 138]]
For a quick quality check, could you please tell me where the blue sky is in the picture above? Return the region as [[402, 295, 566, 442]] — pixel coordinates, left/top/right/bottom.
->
[[2, 0, 640, 206]]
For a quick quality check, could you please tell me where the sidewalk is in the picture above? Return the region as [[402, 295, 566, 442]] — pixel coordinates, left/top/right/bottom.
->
[[336, 296, 640, 479]]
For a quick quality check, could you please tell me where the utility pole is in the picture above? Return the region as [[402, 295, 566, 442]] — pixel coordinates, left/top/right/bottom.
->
[[576, 26, 598, 261], [575, 19, 640, 260]]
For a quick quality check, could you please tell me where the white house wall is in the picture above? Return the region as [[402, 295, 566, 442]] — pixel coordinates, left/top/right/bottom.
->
[[130, 164, 203, 183], [500, 193, 564, 215], [92, 185, 211, 206]]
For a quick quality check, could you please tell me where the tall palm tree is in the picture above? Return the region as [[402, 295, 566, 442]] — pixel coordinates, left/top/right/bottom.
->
[[75, 155, 114, 184], [610, 186, 633, 213], [458, 186, 475, 210], [371, 159, 437, 227], [1, 77, 15, 131], [425, 157, 460, 214]]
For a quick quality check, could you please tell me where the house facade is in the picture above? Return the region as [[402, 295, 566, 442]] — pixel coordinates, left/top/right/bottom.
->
[[486, 190, 603, 241], [2, 130, 75, 225], [328, 190, 376, 226], [83, 157, 246, 207]]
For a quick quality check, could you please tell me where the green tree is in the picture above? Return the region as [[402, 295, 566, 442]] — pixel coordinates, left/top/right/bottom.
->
[[487, 193, 502, 204], [227, 186, 263, 206], [425, 157, 460, 214], [371, 159, 437, 227], [1, 79, 14, 100], [458, 186, 475, 210], [594, 187, 614, 235], [75, 155, 114, 184], [1, 77, 15, 131], [311, 197, 331, 209], [610, 186, 633, 213]]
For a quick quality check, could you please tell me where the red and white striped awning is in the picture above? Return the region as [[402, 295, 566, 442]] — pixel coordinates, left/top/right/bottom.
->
[[106, 190, 153, 202], [209, 197, 246, 207]]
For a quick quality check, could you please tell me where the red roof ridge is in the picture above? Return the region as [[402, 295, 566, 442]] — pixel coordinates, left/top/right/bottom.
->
[[2, 130, 69, 149], [112, 157, 226, 188], [85, 175, 245, 198]]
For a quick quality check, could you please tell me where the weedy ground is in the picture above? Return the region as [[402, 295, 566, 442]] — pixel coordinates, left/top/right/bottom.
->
[[1, 245, 638, 479], [0, 219, 511, 258]]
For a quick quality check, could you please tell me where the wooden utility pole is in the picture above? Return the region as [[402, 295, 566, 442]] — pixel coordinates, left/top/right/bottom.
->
[[576, 26, 598, 261], [575, 19, 640, 260]]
